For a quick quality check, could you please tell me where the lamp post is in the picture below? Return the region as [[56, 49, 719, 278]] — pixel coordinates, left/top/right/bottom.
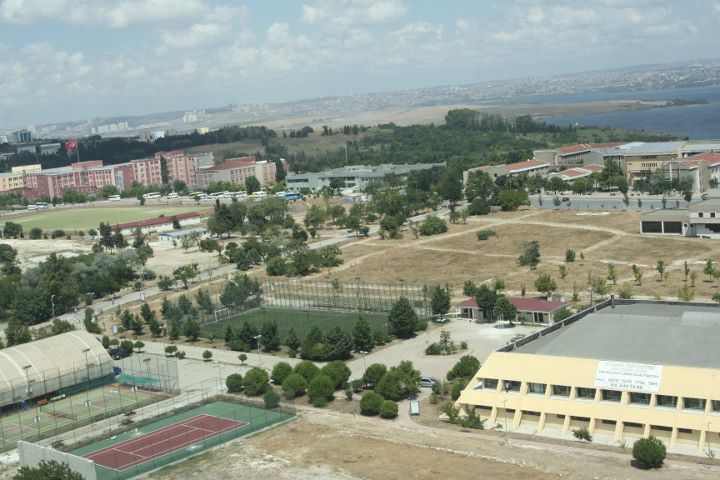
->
[[143, 357, 152, 387], [707, 421, 712, 454], [82, 348, 91, 404], [502, 398, 508, 434], [359, 350, 369, 373], [50, 294, 56, 321], [87, 292, 95, 306], [22, 364, 32, 398], [253, 334, 262, 368]]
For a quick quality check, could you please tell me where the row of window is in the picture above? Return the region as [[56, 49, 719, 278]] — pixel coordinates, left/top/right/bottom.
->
[[697, 212, 718, 218], [476, 379, 718, 412]]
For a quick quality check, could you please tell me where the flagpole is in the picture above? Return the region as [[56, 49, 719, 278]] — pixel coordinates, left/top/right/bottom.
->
[[76, 140, 80, 163]]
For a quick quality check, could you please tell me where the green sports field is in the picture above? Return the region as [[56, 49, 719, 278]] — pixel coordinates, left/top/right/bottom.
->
[[9, 206, 209, 231], [204, 307, 390, 339]]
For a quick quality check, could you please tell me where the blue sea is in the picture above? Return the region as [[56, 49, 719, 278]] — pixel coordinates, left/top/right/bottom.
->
[[504, 85, 720, 139]]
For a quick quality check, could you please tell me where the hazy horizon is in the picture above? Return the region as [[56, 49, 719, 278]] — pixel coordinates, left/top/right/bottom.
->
[[1, 0, 719, 128]]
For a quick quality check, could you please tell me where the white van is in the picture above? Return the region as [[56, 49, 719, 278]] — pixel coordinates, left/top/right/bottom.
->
[[143, 192, 161, 199], [108, 195, 121, 202], [35, 202, 49, 209], [26, 204, 38, 210], [166, 192, 179, 199], [251, 191, 267, 198]]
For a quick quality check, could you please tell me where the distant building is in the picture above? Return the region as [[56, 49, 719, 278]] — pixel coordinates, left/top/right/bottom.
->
[[287, 163, 445, 193], [12, 129, 32, 144], [455, 296, 567, 324], [131, 151, 201, 189], [11, 164, 41, 174], [196, 157, 282, 190], [39, 143, 61, 155], [463, 160, 550, 186], [546, 164, 603, 183], [0, 173, 24, 192], [640, 199, 720, 238], [157, 227, 208, 243]]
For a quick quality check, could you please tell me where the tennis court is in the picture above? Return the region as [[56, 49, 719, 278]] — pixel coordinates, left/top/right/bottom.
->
[[204, 306, 390, 339], [72, 400, 294, 480], [0, 384, 164, 451]]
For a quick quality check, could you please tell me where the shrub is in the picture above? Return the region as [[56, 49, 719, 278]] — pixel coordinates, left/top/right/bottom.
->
[[281, 373, 307, 399], [360, 392, 383, 416], [29, 227, 43, 239], [476, 230, 496, 241], [379, 400, 398, 419], [263, 389, 280, 409], [459, 408, 485, 429], [446, 355, 481, 381], [271, 362, 293, 385], [243, 367, 269, 396], [553, 307, 572, 322], [363, 363, 387, 387], [320, 361, 351, 389], [418, 215, 448, 236], [565, 249, 576, 262], [202, 350, 213, 361], [425, 343, 442, 355], [572, 427, 592, 442], [226, 373, 243, 393], [101, 335, 110, 349], [164, 345, 177, 356], [294, 360, 319, 381], [632, 436, 666, 469], [175, 350, 186, 359], [373, 330, 391, 345], [307, 373, 335, 407], [50, 229, 66, 239], [451, 379, 467, 400]]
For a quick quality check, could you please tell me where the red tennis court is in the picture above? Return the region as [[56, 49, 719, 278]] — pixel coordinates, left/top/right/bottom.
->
[[85, 414, 248, 470]]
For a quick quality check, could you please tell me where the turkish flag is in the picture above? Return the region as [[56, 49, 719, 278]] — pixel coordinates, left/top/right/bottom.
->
[[65, 139, 77, 150]]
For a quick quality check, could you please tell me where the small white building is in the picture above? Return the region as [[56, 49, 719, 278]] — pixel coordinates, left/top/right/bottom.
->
[[157, 227, 208, 244]]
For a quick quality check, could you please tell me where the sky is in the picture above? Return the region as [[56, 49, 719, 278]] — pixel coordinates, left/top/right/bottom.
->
[[1, 0, 719, 127]]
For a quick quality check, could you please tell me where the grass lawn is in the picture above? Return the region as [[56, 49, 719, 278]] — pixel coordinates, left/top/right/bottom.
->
[[204, 307, 390, 340], [9, 206, 210, 231]]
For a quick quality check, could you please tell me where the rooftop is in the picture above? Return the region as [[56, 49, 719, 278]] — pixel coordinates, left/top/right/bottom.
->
[[690, 152, 720, 165], [113, 211, 201, 231], [158, 227, 208, 237], [201, 156, 257, 171], [287, 162, 445, 181], [605, 141, 685, 156], [641, 209, 687, 221], [514, 303, 720, 369], [500, 160, 549, 173], [457, 297, 565, 313]]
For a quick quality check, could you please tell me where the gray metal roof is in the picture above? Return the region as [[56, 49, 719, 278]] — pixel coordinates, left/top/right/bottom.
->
[[690, 199, 720, 212], [515, 303, 720, 369], [605, 141, 684, 156], [641, 209, 687, 221], [287, 163, 445, 182]]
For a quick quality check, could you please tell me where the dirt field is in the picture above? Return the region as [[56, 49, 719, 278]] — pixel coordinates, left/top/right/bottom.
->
[[327, 208, 720, 304], [147, 407, 718, 480]]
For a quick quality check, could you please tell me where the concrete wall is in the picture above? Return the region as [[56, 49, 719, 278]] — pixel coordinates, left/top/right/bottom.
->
[[18, 440, 97, 480]]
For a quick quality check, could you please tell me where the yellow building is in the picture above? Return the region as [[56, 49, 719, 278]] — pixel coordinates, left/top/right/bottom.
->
[[456, 301, 720, 454], [0, 172, 24, 192]]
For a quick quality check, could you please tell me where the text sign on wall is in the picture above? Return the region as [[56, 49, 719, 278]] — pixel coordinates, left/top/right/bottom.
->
[[593, 361, 663, 393]]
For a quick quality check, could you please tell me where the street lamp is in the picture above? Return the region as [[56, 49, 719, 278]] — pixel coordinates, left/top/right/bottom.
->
[[253, 335, 262, 368], [359, 350, 369, 373], [502, 398, 508, 434], [143, 358, 152, 388], [82, 348, 91, 403], [87, 292, 95, 306], [50, 294, 56, 321], [22, 364, 32, 397]]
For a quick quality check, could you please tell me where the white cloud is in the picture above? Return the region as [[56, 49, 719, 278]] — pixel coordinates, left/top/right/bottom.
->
[[301, 0, 407, 28]]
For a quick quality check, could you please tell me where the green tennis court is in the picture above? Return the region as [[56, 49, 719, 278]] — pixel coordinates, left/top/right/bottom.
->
[[204, 306, 389, 339], [72, 400, 294, 480], [0, 384, 164, 451]]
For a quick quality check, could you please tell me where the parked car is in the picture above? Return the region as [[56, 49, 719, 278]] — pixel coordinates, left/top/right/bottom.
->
[[561, 196, 570, 202], [419, 377, 438, 388], [108, 348, 132, 360], [432, 316, 450, 324]]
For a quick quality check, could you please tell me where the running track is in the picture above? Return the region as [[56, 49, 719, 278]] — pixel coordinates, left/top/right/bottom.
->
[[85, 414, 248, 470]]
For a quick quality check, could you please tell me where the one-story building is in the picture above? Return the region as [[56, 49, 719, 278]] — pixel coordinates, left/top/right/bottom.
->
[[455, 297, 567, 324], [157, 227, 208, 244], [640, 199, 720, 238], [112, 211, 202, 235]]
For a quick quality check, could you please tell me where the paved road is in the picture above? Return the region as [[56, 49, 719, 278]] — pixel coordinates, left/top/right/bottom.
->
[[529, 192, 699, 212]]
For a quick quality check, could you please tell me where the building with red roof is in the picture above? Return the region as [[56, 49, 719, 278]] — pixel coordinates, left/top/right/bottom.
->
[[195, 157, 285, 190], [111, 211, 202, 235], [463, 160, 550, 185], [455, 296, 567, 324]]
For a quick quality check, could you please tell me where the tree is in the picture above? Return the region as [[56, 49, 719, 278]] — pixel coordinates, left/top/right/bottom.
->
[[263, 389, 280, 409], [226, 373, 244, 393], [497, 189, 529, 211], [130, 314, 145, 336], [632, 436, 666, 469], [294, 360, 320, 381], [534, 274, 557, 298], [379, 400, 399, 419], [418, 215, 447, 236], [591, 277, 611, 299], [243, 367, 269, 396], [3, 221, 22, 239], [363, 363, 387, 387], [376, 361, 420, 401], [140, 303, 155, 324], [29, 227, 43, 239], [133, 340, 144, 352], [160, 155, 169, 184], [285, 327, 301, 351], [202, 350, 213, 361], [183, 318, 201, 341], [245, 176, 261, 194], [446, 355, 481, 381], [282, 372, 307, 399], [300, 326, 326, 360], [705, 259, 715, 281], [173, 263, 199, 289], [607, 264, 618, 285], [195, 289, 214, 314], [632, 264, 644, 286], [360, 391, 383, 416], [307, 373, 335, 407], [271, 362, 293, 385], [474, 284, 498, 320], [15, 460, 84, 480], [430, 284, 451, 315], [388, 297, 417, 338], [464, 170, 495, 202], [467, 198, 491, 216], [260, 320, 281, 352], [565, 249, 576, 262], [352, 317, 374, 353], [320, 360, 351, 389], [518, 240, 540, 269], [494, 296, 517, 323], [656, 260, 666, 281], [324, 326, 353, 360]]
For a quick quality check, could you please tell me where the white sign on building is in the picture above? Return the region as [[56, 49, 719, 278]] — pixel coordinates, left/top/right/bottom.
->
[[593, 361, 663, 393]]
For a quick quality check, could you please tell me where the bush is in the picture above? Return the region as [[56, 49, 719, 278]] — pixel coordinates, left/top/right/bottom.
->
[[476, 230, 496, 241], [281, 373, 307, 399], [50, 229, 66, 239], [418, 215, 448, 236], [29, 227, 43, 239], [243, 367, 269, 396], [202, 350, 213, 361], [451, 379, 467, 400], [572, 427, 592, 442], [360, 392, 383, 416], [271, 362, 293, 385], [446, 355, 480, 381], [565, 249, 576, 262], [263, 389, 280, 409], [175, 350, 186, 359], [363, 363, 387, 387], [467, 198, 491, 216], [320, 361, 351, 390], [294, 360, 319, 381], [459, 408, 485, 429], [373, 330, 391, 345], [425, 343, 442, 355], [226, 373, 244, 393], [632, 436, 666, 469], [307, 373, 335, 407], [379, 400, 398, 419], [164, 345, 177, 356]]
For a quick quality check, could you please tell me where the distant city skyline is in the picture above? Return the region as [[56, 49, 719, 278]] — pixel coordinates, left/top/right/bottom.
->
[[1, 0, 719, 127]]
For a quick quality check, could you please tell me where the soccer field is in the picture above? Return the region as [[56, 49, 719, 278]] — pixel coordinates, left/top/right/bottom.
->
[[9, 206, 209, 231], [204, 307, 390, 339]]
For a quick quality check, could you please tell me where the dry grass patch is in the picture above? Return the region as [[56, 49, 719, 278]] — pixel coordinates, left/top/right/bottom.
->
[[597, 235, 714, 265], [532, 209, 639, 233]]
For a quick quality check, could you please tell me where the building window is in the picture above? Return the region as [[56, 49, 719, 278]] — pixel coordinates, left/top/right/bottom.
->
[[624, 422, 643, 429], [699, 212, 704, 218], [576, 388, 596, 400], [602, 390, 622, 402], [556, 414, 566, 419], [678, 428, 693, 434], [478, 378, 498, 390], [528, 383, 546, 395], [602, 419, 617, 425], [651, 425, 673, 432], [552, 385, 571, 397], [630, 393, 651, 405], [571, 416, 590, 422], [503, 380, 521, 392], [712, 400, 720, 412], [524, 410, 541, 416], [683, 397, 706, 410], [713, 212, 717, 218], [656, 395, 677, 408], [476, 405, 492, 411]]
